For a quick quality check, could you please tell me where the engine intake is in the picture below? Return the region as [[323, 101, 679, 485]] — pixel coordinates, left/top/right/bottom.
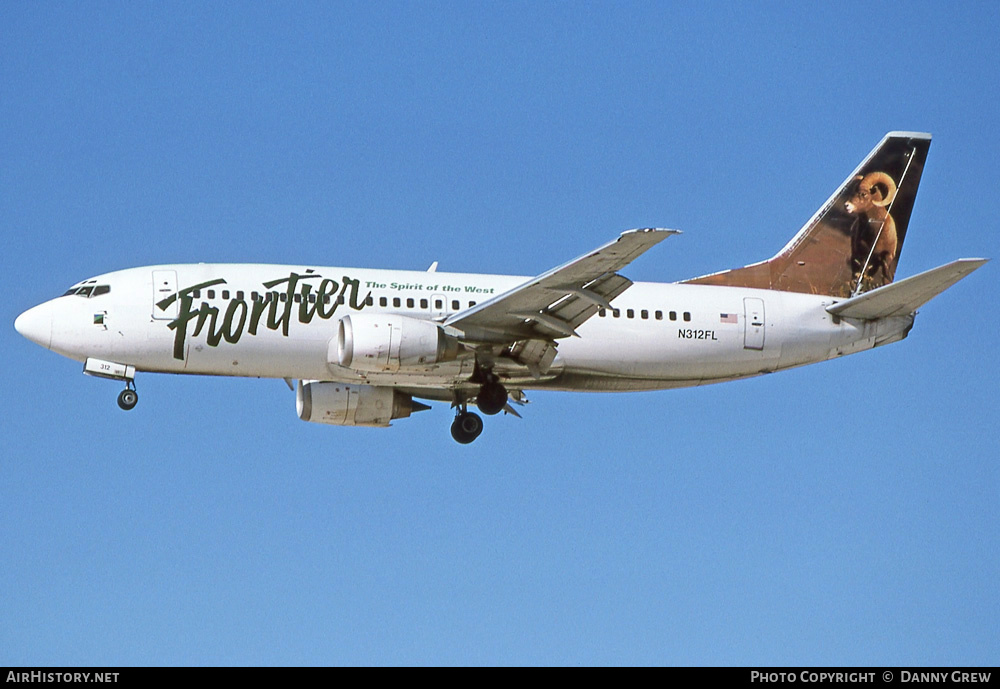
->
[[296, 380, 429, 427], [336, 314, 459, 372]]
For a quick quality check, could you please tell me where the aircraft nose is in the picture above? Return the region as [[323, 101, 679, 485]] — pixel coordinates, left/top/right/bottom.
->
[[14, 303, 53, 350]]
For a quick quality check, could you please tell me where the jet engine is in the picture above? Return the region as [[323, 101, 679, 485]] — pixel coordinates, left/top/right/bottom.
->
[[296, 380, 429, 427], [336, 314, 459, 373]]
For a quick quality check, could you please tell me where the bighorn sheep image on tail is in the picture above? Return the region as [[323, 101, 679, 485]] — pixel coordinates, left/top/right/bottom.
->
[[845, 171, 898, 290]]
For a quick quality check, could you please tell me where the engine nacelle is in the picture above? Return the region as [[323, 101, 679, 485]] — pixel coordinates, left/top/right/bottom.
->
[[296, 380, 427, 427], [336, 313, 459, 373]]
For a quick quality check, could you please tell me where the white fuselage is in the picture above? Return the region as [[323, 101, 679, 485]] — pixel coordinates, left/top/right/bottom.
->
[[17, 263, 913, 395]]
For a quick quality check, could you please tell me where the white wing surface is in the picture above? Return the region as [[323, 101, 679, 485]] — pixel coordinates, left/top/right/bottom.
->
[[444, 228, 678, 344]]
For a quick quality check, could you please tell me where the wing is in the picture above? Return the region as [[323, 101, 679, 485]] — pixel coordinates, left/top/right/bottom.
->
[[444, 228, 678, 346]]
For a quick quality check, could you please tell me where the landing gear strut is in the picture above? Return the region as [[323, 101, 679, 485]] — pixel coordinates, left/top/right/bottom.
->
[[450, 363, 512, 442], [117, 382, 138, 411]]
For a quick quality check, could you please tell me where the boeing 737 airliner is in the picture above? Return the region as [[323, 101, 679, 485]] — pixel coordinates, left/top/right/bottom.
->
[[14, 132, 987, 443]]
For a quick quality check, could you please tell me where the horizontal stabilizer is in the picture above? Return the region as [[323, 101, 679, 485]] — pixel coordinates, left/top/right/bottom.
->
[[826, 258, 988, 320]]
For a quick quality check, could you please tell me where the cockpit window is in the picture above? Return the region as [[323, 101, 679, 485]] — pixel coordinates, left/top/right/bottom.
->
[[62, 284, 110, 298]]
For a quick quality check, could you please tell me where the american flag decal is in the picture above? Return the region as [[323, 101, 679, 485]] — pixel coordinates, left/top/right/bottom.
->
[[720, 313, 738, 324]]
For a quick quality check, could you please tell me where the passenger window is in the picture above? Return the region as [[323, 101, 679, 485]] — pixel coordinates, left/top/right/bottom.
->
[[435, 299, 443, 309], [236, 291, 244, 301], [655, 310, 662, 320], [309, 294, 316, 303], [598, 307, 606, 317], [626, 309, 634, 319], [222, 290, 230, 300], [452, 300, 460, 310], [669, 311, 677, 321], [324, 295, 331, 304], [366, 295, 373, 306], [251, 291, 259, 301], [469, 301, 477, 307], [193, 290, 201, 299], [420, 299, 428, 309], [613, 309, 620, 318], [207, 290, 215, 299], [295, 294, 303, 303], [393, 297, 401, 307], [683, 312, 691, 322], [379, 297, 388, 307], [641, 309, 648, 320], [337, 296, 345, 305], [407, 298, 414, 308], [279, 293, 287, 302]]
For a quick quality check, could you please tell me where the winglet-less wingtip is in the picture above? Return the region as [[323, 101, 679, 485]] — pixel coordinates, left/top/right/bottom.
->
[[621, 227, 681, 238]]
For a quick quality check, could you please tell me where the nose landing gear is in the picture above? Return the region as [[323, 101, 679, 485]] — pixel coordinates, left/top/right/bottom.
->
[[82, 358, 139, 411], [117, 382, 138, 411]]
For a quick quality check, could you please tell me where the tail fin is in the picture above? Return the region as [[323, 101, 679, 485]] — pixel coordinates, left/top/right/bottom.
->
[[684, 132, 932, 298]]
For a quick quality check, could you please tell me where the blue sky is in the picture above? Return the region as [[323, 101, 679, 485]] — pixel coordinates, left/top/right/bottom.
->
[[2, 2, 997, 666]]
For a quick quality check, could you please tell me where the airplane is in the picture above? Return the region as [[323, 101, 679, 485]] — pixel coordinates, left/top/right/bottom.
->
[[14, 132, 987, 443]]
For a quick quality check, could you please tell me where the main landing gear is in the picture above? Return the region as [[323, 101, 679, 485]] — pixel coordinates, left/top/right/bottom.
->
[[476, 380, 508, 416], [450, 409, 484, 444], [117, 382, 138, 411], [450, 372, 512, 444], [474, 366, 508, 417]]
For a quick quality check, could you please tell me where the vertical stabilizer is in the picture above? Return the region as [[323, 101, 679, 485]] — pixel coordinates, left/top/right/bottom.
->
[[684, 132, 932, 298]]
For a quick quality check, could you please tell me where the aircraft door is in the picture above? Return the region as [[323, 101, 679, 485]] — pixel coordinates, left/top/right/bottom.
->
[[152, 270, 178, 320], [743, 297, 765, 350]]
